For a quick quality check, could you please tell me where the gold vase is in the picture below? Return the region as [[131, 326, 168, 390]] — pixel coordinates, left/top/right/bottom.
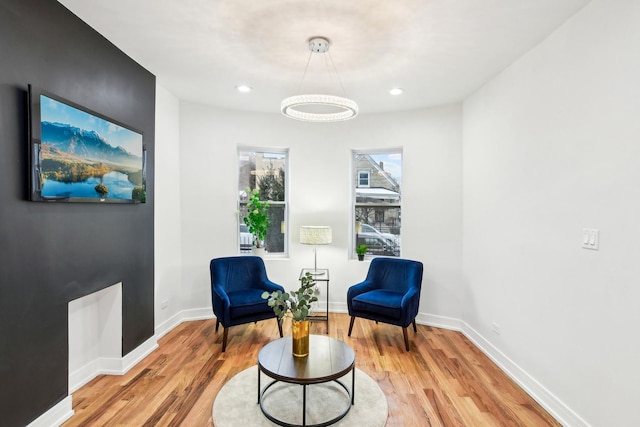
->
[[291, 319, 310, 357]]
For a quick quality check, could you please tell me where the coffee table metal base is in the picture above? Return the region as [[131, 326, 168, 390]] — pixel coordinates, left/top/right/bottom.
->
[[257, 336, 356, 427], [258, 369, 355, 427]]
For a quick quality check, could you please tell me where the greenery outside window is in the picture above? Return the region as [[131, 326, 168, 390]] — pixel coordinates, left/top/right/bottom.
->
[[353, 150, 402, 258], [238, 148, 288, 256]]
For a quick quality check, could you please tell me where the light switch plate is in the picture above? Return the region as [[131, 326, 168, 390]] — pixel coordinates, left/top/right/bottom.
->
[[582, 229, 599, 250]]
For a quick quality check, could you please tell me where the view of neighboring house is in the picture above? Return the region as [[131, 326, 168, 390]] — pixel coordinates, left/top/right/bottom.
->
[[354, 154, 400, 197], [354, 154, 401, 255]]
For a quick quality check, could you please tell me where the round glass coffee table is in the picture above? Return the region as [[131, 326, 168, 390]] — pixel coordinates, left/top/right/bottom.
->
[[257, 335, 356, 427]]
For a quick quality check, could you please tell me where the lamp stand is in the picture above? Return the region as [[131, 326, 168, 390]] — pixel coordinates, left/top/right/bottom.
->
[[309, 246, 325, 276]]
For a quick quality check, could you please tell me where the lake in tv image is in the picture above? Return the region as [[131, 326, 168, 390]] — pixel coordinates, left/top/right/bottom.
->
[[39, 95, 144, 202]]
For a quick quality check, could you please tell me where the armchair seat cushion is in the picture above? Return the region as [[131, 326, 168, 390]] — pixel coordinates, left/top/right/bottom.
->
[[228, 289, 271, 318], [352, 289, 404, 320]]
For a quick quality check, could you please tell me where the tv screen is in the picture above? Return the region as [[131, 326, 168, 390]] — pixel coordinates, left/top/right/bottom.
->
[[28, 85, 146, 203]]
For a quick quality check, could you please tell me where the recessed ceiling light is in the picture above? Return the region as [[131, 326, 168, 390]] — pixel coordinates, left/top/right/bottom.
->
[[236, 85, 252, 93], [389, 88, 403, 96]]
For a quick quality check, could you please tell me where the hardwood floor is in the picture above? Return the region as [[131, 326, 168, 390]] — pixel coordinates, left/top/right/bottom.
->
[[63, 314, 560, 426]]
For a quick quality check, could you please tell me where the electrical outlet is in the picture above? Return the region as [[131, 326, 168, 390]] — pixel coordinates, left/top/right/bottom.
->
[[492, 322, 501, 335], [161, 300, 169, 310]]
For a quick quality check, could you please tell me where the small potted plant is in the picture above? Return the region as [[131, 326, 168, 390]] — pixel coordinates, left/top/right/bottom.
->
[[262, 272, 318, 357], [356, 244, 368, 261], [243, 187, 270, 253]]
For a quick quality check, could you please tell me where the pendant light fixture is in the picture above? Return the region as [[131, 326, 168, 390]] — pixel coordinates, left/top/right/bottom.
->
[[281, 37, 358, 122]]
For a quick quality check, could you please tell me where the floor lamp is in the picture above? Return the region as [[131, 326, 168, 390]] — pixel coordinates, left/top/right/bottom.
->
[[300, 226, 332, 275]]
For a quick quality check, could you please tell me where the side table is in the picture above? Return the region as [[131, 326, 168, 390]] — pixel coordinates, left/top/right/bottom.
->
[[300, 268, 329, 333]]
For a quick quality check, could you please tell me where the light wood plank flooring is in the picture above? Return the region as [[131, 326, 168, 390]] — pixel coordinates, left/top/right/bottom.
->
[[63, 313, 560, 426]]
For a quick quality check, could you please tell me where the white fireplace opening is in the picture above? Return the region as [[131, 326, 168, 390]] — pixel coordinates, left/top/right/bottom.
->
[[68, 282, 122, 393]]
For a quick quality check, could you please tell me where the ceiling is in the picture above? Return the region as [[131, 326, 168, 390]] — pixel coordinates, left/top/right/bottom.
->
[[57, 0, 591, 115]]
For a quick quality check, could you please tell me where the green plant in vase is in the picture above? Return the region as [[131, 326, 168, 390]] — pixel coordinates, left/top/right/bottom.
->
[[262, 272, 317, 322], [243, 187, 270, 249], [262, 272, 318, 357], [356, 244, 368, 261]]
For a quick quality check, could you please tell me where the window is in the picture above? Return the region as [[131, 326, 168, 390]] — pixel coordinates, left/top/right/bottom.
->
[[353, 150, 402, 258], [357, 170, 370, 187], [238, 149, 288, 255]]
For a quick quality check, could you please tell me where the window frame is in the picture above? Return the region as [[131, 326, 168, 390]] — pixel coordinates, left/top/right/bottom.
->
[[351, 148, 402, 260], [237, 146, 289, 258]]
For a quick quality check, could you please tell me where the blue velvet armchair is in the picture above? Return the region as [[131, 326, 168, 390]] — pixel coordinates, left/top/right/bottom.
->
[[347, 257, 424, 351], [210, 256, 284, 352]]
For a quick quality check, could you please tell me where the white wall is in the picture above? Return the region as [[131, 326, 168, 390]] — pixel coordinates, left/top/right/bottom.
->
[[178, 103, 463, 320], [463, 1, 640, 425], [154, 3, 640, 423], [154, 84, 184, 332]]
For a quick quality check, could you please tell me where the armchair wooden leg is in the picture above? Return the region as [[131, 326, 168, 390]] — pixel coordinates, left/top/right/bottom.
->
[[413, 320, 417, 333], [276, 318, 283, 337], [348, 316, 356, 336], [402, 327, 410, 351], [222, 328, 228, 353], [215, 319, 220, 333]]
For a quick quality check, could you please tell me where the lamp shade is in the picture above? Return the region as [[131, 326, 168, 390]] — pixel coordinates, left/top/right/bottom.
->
[[300, 226, 332, 245]]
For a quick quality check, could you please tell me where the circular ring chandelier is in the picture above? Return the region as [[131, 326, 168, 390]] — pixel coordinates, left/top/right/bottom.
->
[[281, 37, 359, 122], [281, 94, 358, 122]]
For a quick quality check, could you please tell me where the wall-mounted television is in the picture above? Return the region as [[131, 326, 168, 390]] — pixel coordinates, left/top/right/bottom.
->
[[28, 85, 146, 203]]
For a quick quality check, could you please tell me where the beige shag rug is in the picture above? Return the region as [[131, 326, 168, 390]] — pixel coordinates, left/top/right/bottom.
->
[[213, 366, 387, 426]]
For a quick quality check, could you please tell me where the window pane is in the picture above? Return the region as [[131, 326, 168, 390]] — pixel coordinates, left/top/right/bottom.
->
[[239, 203, 286, 253], [355, 206, 401, 257], [238, 151, 286, 202], [358, 171, 369, 187], [239, 223, 252, 253], [354, 154, 401, 203], [353, 151, 402, 258], [238, 149, 287, 255]]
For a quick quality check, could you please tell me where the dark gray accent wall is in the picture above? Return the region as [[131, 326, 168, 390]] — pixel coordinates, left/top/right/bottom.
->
[[0, 0, 155, 425]]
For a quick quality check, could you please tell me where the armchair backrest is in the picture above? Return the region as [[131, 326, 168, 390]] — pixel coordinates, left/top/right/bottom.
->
[[365, 257, 423, 293], [210, 256, 269, 293]]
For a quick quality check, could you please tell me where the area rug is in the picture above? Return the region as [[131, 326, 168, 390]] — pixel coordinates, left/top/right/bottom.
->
[[212, 366, 387, 426]]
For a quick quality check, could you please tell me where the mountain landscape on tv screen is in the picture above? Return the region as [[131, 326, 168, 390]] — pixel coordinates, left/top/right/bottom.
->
[[39, 121, 144, 200], [42, 122, 141, 168]]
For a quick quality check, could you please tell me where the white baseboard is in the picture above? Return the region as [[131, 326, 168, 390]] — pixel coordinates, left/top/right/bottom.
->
[[49, 308, 211, 426], [69, 359, 100, 394], [328, 301, 348, 313], [68, 336, 158, 394], [62, 306, 587, 427], [335, 307, 587, 426], [178, 307, 215, 322], [69, 308, 212, 394], [99, 356, 128, 375], [328, 305, 463, 331], [460, 322, 590, 427], [155, 307, 214, 340], [26, 396, 73, 427], [416, 312, 464, 331], [121, 336, 159, 374]]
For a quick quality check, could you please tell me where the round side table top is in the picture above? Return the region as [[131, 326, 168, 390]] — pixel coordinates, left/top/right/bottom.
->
[[258, 335, 355, 384]]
